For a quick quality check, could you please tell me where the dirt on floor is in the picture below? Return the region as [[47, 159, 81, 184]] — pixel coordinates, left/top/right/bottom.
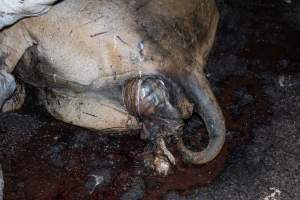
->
[[0, 0, 299, 199]]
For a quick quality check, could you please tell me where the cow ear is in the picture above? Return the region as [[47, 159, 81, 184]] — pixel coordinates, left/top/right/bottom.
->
[[0, 23, 34, 73]]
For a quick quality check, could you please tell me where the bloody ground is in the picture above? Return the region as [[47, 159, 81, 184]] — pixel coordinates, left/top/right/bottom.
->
[[1, 0, 299, 199]]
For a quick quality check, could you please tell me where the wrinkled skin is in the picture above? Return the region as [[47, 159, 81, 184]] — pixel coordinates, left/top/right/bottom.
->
[[0, 0, 225, 174]]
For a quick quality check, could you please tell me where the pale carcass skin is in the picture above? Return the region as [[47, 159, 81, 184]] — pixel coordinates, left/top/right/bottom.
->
[[1, 0, 226, 171], [1, 0, 220, 132]]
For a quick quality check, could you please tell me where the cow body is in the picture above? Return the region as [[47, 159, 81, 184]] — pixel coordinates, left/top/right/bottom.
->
[[0, 0, 225, 172], [1, 0, 219, 131]]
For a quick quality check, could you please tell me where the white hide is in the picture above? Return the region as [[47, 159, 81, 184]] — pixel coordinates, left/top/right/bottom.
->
[[0, 0, 58, 29], [0, 0, 220, 131]]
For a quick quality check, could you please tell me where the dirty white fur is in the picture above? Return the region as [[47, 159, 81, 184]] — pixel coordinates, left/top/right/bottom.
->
[[0, 0, 221, 132], [0, 0, 57, 29]]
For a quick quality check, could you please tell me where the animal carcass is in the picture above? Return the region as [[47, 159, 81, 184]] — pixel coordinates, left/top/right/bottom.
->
[[0, 0, 225, 175]]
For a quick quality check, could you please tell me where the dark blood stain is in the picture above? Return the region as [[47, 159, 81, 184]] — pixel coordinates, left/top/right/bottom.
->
[[143, 144, 228, 200], [0, 69, 269, 200], [219, 73, 271, 147]]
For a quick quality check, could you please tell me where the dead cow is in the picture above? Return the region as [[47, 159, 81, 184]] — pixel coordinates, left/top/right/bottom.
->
[[0, 0, 225, 175]]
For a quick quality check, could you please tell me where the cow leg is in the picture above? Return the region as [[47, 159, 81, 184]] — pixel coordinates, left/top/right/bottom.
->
[[0, 70, 15, 109], [0, 0, 61, 110], [0, 21, 34, 110]]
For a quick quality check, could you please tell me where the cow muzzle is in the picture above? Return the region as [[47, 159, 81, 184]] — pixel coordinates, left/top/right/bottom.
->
[[123, 74, 225, 175]]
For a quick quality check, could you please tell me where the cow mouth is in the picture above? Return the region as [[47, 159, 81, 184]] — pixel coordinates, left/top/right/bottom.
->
[[123, 74, 226, 175]]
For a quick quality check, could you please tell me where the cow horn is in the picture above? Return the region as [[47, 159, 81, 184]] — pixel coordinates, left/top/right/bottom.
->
[[177, 71, 226, 164]]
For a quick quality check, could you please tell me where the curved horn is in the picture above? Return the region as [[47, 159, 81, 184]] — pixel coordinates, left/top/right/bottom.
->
[[177, 70, 225, 164]]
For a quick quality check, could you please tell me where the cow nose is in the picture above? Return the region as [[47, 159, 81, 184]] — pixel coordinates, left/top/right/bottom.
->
[[123, 76, 181, 120]]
